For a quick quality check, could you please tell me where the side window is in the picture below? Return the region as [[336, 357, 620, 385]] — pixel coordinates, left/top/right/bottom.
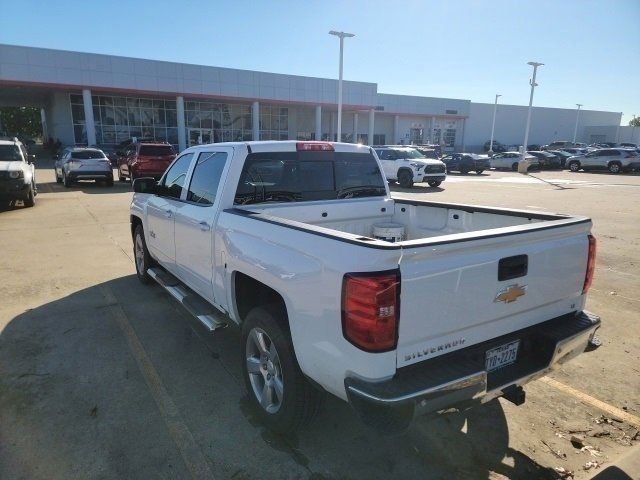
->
[[186, 151, 228, 206], [161, 153, 194, 199]]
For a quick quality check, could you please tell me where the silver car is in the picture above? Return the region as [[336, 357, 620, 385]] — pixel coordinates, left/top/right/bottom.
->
[[54, 147, 114, 187]]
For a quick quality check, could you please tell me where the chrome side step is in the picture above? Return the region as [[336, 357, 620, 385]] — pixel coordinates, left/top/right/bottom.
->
[[147, 267, 228, 332]]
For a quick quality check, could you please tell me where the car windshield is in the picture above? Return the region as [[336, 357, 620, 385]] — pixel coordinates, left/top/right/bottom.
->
[[396, 148, 426, 159], [71, 150, 106, 159], [0, 144, 22, 161]]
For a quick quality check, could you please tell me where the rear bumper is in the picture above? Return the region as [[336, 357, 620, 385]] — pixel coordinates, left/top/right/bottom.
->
[[345, 310, 600, 430], [68, 170, 113, 180]]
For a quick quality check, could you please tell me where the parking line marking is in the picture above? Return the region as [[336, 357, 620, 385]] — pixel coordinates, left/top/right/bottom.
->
[[540, 377, 640, 429], [100, 285, 215, 480]]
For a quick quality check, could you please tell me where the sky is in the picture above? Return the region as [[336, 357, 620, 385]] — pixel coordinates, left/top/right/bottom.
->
[[1, 0, 638, 124]]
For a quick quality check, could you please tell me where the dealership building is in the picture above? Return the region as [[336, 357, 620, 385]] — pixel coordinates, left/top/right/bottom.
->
[[0, 44, 626, 153]]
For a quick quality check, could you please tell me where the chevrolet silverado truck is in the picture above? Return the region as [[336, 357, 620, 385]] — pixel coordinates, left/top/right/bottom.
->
[[130, 141, 600, 433]]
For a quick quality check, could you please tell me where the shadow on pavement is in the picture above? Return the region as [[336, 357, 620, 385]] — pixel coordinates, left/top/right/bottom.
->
[[0, 275, 558, 479]]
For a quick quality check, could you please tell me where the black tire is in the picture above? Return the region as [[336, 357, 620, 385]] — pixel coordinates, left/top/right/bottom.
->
[[427, 180, 441, 187], [475, 169, 484, 175], [241, 305, 322, 434], [63, 171, 72, 188], [133, 224, 153, 284], [568, 161, 580, 172], [398, 170, 413, 188], [105, 176, 114, 187], [23, 184, 35, 208], [511, 162, 519, 171], [608, 161, 622, 174]]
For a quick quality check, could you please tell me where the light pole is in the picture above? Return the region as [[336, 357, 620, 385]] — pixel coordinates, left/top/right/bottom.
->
[[572, 104, 582, 144], [633, 115, 637, 144], [489, 94, 501, 154], [329, 30, 355, 142], [521, 61, 543, 163]]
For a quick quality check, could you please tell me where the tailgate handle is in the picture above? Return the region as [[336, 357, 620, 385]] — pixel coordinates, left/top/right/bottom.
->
[[498, 255, 528, 281]]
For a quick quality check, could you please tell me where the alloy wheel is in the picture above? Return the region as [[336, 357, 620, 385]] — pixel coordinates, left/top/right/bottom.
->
[[245, 327, 284, 414], [135, 234, 145, 274]]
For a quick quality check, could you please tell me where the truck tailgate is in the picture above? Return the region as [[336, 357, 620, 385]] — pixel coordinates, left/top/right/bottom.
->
[[396, 220, 591, 368]]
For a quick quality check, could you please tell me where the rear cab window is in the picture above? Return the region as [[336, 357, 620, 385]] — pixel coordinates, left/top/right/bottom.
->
[[234, 150, 386, 205]]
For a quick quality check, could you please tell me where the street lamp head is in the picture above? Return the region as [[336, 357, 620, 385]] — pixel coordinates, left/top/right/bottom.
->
[[496, 94, 502, 98], [329, 31, 355, 38], [527, 61, 544, 67], [576, 104, 583, 108]]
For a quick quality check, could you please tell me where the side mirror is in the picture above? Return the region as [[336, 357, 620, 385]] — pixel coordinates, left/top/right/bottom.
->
[[53, 154, 59, 160], [132, 177, 158, 194]]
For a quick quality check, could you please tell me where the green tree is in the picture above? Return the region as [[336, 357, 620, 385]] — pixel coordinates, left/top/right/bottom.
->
[[629, 117, 640, 127], [0, 107, 42, 139]]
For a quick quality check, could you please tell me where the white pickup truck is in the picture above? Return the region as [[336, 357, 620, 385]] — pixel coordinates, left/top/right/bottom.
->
[[130, 141, 600, 433]]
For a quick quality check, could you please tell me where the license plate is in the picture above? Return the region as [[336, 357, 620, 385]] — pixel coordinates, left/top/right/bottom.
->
[[485, 340, 519, 372]]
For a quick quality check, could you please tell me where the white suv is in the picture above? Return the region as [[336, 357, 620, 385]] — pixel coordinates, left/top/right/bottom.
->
[[374, 146, 446, 188], [567, 148, 640, 174], [0, 137, 37, 207]]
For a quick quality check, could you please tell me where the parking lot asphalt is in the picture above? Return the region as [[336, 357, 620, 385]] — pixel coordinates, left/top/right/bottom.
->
[[1, 159, 638, 480]]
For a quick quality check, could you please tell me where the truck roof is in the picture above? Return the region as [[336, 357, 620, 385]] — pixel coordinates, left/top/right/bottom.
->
[[185, 140, 373, 154]]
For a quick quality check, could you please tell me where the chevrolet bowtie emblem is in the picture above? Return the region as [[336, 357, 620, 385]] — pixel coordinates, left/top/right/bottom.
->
[[494, 284, 527, 303]]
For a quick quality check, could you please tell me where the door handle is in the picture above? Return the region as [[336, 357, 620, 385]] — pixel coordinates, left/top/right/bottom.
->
[[164, 210, 173, 218], [199, 221, 210, 231]]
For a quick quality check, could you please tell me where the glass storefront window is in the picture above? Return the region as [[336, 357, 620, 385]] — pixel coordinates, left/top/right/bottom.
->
[[70, 94, 258, 149]]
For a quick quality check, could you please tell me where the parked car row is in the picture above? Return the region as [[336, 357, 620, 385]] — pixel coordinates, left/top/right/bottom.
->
[[53, 140, 178, 188]]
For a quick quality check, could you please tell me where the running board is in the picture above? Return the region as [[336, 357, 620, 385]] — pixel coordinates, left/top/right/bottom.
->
[[147, 267, 228, 332]]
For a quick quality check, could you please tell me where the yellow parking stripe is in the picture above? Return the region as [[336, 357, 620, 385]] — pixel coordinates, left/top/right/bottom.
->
[[100, 285, 215, 480], [541, 377, 640, 429]]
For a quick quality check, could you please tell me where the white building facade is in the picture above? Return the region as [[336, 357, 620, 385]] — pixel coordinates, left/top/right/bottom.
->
[[0, 44, 622, 152]]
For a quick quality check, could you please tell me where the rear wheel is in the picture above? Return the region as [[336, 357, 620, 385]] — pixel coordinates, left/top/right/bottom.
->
[[568, 160, 581, 172], [427, 180, 441, 187], [133, 225, 153, 284], [511, 162, 519, 171], [608, 161, 621, 174], [242, 305, 322, 434], [398, 170, 413, 188]]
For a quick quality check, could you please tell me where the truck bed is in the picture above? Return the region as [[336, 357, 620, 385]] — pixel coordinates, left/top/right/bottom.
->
[[230, 197, 586, 246], [226, 197, 591, 370]]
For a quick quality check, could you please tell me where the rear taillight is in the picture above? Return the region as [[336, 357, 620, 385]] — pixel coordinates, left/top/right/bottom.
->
[[342, 270, 400, 352], [296, 141, 334, 151], [583, 235, 597, 294]]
